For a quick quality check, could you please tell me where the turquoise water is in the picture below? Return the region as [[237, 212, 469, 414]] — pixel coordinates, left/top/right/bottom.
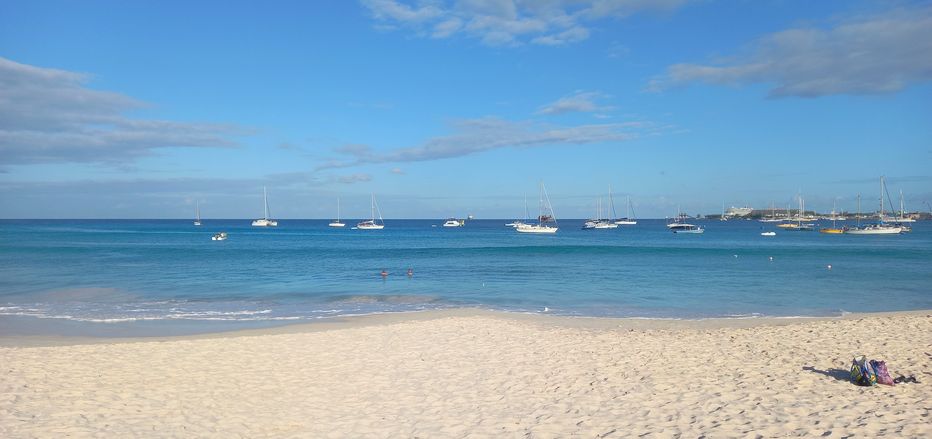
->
[[1, 219, 930, 335]]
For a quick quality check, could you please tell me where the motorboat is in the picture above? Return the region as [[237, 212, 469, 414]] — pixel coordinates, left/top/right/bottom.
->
[[760, 231, 776, 236], [211, 232, 228, 241], [443, 218, 465, 227]]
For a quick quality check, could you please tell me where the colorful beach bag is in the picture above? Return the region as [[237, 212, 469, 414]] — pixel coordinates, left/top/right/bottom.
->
[[870, 360, 894, 386], [850, 356, 877, 386]]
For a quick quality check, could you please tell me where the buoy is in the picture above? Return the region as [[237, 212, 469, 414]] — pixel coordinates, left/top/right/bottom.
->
[[827, 264, 832, 270], [769, 256, 774, 262]]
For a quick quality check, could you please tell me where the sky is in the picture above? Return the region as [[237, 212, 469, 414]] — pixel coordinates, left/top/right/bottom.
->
[[1, 0, 930, 219]]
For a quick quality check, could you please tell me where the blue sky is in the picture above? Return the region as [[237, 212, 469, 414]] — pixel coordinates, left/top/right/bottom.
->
[[1, 0, 930, 219]]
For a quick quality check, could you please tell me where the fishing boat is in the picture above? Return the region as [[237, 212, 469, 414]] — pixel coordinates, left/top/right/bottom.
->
[[582, 197, 617, 229], [613, 193, 637, 225], [820, 199, 846, 234], [329, 198, 345, 228], [356, 194, 385, 230], [193, 201, 202, 226], [442, 218, 465, 227], [847, 178, 903, 235], [211, 231, 227, 241], [251, 187, 278, 227], [516, 182, 558, 234]]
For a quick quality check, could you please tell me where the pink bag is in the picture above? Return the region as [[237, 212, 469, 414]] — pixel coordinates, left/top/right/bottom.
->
[[870, 360, 894, 386]]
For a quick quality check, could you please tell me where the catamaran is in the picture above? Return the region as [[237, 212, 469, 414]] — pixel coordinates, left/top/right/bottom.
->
[[847, 177, 903, 235], [356, 194, 385, 230], [251, 187, 278, 227], [516, 182, 558, 234], [329, 198, 345, 228], [194, 201, 202, 226]]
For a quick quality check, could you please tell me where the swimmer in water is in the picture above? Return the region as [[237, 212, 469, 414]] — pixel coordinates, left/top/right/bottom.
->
[[380, 269, 388, 277], [407, 268, 413, 277]]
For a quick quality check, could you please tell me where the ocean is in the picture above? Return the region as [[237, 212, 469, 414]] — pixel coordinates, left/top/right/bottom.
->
[[1, 219, 930, 336]]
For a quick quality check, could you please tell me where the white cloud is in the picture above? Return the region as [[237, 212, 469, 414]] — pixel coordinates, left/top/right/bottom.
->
[[537, 90, 613, 115], [390, 167, 406, 175], [320, 116, 643, 169], [0, 57, 245, 167], [361, 0, 690, 46], [336, 173, 373, 184], [648, 6, 932, 97]]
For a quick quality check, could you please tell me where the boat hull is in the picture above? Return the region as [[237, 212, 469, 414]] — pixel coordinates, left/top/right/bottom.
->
[[251, 219, 278, 227], [516, 225, 558, 234]]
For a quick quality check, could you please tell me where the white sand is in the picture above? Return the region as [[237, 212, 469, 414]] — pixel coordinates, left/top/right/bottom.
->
[[1, 310, 929, 437]]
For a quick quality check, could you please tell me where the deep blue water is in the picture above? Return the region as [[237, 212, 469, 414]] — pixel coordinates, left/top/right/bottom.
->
[[1, 219, 930, 334]]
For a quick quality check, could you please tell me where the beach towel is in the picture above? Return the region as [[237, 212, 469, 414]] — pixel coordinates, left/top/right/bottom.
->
[[870, 360, 894, 386], [850, 356, 877, 386]]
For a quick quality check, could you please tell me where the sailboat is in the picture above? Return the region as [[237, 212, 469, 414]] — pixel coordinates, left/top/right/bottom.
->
[[719, 201, 729, 221], [193, 201, 202, 226], [889, 190, 916, 223], [848, 177, 903, 235], [582, 197, 617, 229], [614, 194, 637, 225], [759, 201, 782, 222], [329, 198, 345, 228], [820, 199, 846, 234], [778, 195, 814, 231], [251, 187, 278, 227], [356, 194, 385, 230], [516, 182, 558, 234]]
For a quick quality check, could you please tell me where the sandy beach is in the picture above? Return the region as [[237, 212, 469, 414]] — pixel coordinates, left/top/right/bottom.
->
[[1, 309, 929, 438]]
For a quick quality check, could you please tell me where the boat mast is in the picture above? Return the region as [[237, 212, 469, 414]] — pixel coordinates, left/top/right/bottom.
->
[[879, 176, 885, 223], [856, 194, 861, 228], [337, 197, 340, 222], [263, 186, 270, 220]]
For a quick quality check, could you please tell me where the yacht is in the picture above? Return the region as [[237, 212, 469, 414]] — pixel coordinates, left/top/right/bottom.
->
[[251, 187, 278, 227], [356, 194, 385, 230], [329, 197, 345, 228], [847, 179, 903, 235], [516, 182, 558, 234], [614, 194, 637, 225], [582, 198, 617, 229], [442, 218, 465, 227], [673, 224, 704, 234], [193, 201, 202, 226]]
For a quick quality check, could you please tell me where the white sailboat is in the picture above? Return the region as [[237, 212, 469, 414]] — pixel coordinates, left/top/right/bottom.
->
[[329, 198, 345, 228], [719, 201, 728, 221], [759, 201, 782, 222], [889, 190, 916, 223], [356, 194, 384, 230], [251, 187, 278, 227], [583, 197, 617, 229], [193, 201, 201, 226], [848, 177, 903, 235], [516, 182, 558, 234], [614, 193, 637, 225]]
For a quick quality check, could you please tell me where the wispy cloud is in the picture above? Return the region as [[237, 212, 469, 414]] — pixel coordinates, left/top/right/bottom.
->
[[537, 91, 613, 115], [648, 6, 932, 97], [336, 173, 373, 184], [319, 116, 644, 169], [390, 167, 406, 175], [361, 0, 689, 47], [0, 57, 246, 167]]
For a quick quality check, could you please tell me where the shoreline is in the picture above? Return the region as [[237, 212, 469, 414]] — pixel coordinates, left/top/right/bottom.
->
[[2, 307, 929, 347]]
